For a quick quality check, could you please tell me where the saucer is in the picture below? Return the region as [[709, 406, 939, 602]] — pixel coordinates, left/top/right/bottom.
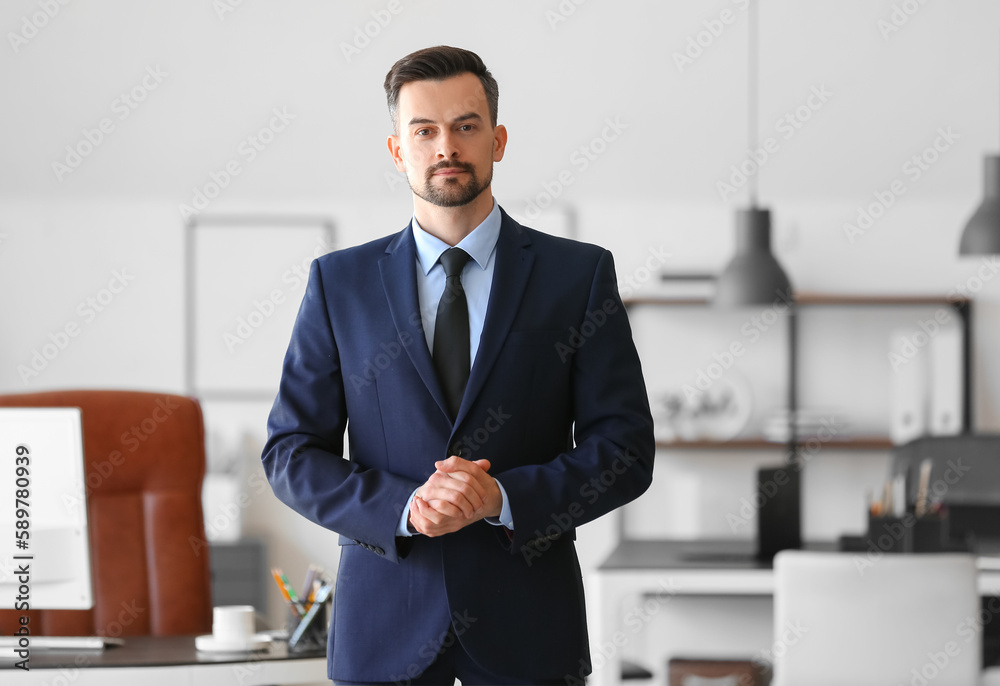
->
[[195, 633, 272, 652]]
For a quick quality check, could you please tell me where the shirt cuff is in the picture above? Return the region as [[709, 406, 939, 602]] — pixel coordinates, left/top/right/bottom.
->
[[397, 488, 419, 537], [484, 479, 514, 530]]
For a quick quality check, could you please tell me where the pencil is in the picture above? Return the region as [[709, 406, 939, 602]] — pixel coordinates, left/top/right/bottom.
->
[[272, 568, 306, 617], [916, 458, 932, 517]]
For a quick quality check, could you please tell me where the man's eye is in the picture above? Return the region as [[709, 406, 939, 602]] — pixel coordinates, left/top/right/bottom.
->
[[416, 128, 431, 136], [459, 124, 474, 132]]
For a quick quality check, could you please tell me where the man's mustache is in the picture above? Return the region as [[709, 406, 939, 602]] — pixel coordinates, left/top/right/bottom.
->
[[427, 161, 475, 175]]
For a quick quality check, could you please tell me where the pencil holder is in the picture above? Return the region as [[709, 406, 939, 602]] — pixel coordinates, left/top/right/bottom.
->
[[866, 514, 911, 553], [866, 510, 950, 553], [285, 598, 330, 652], [911, 510, 949, 553]]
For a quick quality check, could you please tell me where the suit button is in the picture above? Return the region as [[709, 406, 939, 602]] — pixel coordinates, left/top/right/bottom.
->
[[374, 547, 385, 556]]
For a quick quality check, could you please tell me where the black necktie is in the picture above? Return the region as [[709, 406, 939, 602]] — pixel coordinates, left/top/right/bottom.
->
[[433, 248, 472, 420]]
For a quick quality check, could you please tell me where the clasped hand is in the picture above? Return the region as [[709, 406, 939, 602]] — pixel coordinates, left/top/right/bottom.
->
[[408, 456, 502, 537]]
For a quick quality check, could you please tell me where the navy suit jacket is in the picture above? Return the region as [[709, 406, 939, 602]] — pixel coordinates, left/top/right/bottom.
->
[[262, 208, 654, 682]]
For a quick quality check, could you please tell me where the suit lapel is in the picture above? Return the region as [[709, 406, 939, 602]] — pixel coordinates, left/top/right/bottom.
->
[[454, 212, 535, 428], [378, 226, 452, 419]]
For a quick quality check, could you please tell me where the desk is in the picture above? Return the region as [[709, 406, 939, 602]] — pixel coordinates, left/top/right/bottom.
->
[[0, 635, 327, 686], [592, 539, 1000, 686]]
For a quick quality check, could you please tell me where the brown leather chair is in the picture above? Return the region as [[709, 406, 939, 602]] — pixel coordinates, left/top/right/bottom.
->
[[0, 390, 213, 637]]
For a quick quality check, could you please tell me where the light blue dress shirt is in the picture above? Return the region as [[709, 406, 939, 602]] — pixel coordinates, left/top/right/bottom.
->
[[397, 199, 514, 536]]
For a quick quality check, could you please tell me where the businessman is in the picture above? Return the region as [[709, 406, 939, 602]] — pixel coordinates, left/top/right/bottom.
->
[[262, 45, 654, 685]]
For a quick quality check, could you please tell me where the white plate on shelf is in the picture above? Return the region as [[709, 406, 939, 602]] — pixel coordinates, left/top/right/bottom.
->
[[195, 633, 272, 652]]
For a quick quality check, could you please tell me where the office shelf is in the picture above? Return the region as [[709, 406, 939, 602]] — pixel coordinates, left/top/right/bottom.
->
[[654, 436, 894, 451], [625, 293, 970, 308], [625, 292, 973, 440]]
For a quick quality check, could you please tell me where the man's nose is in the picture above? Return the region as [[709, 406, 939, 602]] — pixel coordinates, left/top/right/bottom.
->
[[436, 131, 460, 159]]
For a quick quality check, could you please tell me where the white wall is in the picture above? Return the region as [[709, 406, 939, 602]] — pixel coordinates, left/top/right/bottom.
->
[[4, 0, 1000, 640]]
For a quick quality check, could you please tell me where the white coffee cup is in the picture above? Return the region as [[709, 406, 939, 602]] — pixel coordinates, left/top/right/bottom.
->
[[212, 605, 256, 645]]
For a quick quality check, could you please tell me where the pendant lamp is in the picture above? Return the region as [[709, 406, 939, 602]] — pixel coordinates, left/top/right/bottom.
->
[[715, 207, 792, 306], [959, 155, 1000, 255], [715, 0, 793, 306]]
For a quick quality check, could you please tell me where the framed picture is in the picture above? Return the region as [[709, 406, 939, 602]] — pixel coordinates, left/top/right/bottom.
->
[[185, 214, 335, 399]]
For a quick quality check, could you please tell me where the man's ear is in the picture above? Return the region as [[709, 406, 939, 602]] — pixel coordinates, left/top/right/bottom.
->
[[492, 124, 508, 163], [387, 135, 407, 172]]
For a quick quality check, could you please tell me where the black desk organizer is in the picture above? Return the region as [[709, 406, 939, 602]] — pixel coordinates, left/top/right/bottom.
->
[[286, 585, 333, 652], [865, 509, 953, 553], [838, 508, 970, 554]]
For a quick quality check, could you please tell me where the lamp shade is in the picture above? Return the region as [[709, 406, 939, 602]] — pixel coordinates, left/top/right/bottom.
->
[[959, 155, 1000, 255], [715, 207, 793, 307]]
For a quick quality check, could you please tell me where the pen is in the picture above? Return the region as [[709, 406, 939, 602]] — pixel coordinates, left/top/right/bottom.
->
[[891, 474, 906, 517], [302, 564, 318, 601], [279, 572, 304, 604], [915, 458, 932, 517], [272, 568, 306, 617]]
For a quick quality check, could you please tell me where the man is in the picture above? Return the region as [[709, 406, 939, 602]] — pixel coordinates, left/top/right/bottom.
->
[[262, 45, 654, 685]]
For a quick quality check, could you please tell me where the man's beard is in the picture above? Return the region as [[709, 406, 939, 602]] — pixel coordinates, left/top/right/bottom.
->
[[409, 160, 492, 208]]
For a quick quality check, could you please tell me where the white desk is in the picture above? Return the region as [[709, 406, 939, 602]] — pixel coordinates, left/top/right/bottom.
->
[[0, 635, 327, 686], [592, 539, 1000, 686]]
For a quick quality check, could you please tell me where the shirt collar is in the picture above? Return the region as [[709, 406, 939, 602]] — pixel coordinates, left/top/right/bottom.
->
[[411, 199, 501, 275]]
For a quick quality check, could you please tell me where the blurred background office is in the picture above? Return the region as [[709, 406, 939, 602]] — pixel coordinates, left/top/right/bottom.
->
[[3, 0, 1000, 674]]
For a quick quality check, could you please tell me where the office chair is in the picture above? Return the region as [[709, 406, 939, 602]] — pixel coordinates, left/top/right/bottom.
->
[[0, 390, 213, 636], [772, 550, 981, 686]]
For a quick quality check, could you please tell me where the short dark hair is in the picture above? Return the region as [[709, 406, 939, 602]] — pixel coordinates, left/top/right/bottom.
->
[[384, 45, 499, 134]]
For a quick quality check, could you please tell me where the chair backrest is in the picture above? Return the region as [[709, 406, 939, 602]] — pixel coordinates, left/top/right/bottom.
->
[[772, 551, 981, 686], [0, 390, 213, 637]]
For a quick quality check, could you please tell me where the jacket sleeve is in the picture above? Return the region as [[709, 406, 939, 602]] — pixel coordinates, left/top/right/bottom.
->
[[261, 260, 420, 564], [495, 249, 655, 556]]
